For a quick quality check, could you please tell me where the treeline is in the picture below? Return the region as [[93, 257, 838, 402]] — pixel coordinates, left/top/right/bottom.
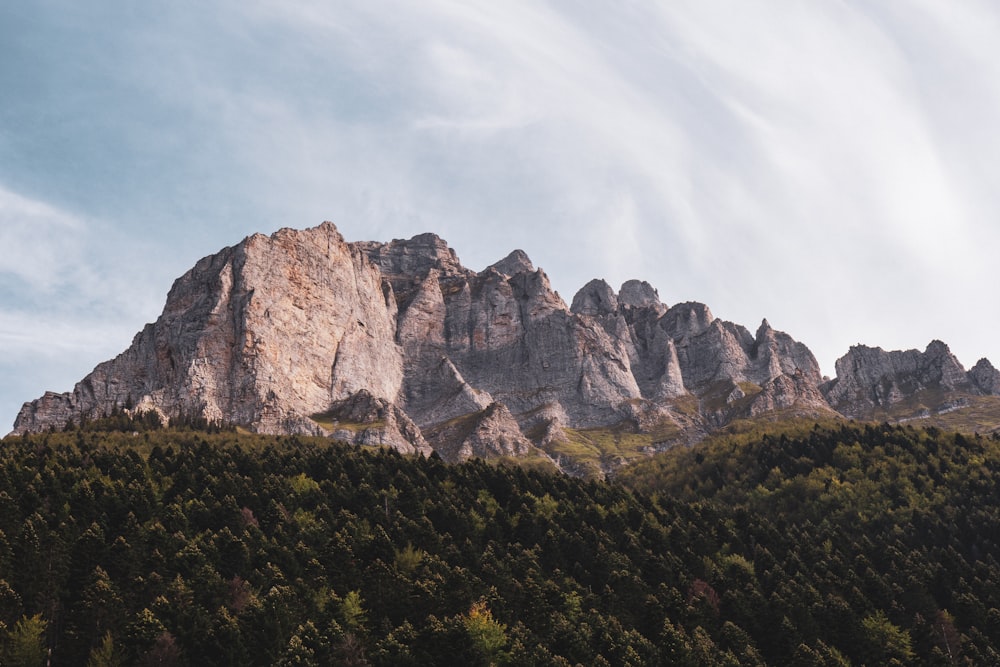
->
[[66, 408, 234, 434], [0, 423, 998, 664]]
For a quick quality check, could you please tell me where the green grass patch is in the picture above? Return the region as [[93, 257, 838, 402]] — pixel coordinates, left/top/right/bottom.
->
[[898, 395, 1000, 434], [423, 411, 480, 443], [867, 386, 951, 422], [309, 411, 385, 433], [698, 380, 762, 413], [846, 388, 1000, 435], [706, 414, 850, 446], [543, 420, 683, 479], [668, 393, 701, 416]]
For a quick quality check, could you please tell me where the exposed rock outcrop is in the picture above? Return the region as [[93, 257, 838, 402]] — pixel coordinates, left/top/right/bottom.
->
[[746, 371, 835, 419], [13, 222, 998, 472], [489, 249, 534, 277], [571, 279, 618, 317], [320, 390, 431, 455], [14, 223, 404, 436], [823, 340, 985, 419], [618, 280, 664, 312], [969, 359, 1000, 396], [425, 402, 540, 462], [12, 392, 77, 434]]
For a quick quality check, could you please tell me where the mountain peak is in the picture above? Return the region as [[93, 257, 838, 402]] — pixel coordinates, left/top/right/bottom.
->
[[570, 279, 618, 316], [969, 358, 1000, 395], [360, 232, 465, 282], [488, 249, 534, 277], [618, 280, 662, 310], [12, 223, 1000, 472]]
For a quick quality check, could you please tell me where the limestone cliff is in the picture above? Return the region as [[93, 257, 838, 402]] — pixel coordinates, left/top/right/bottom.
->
[[14, 223, 403, 436], [969, 358, 1000, 396], [822, 340, 1000, 420], [13, 222, 999, 473]]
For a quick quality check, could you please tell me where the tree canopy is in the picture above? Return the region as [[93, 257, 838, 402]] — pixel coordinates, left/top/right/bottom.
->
[[0, 421, 998, 664]]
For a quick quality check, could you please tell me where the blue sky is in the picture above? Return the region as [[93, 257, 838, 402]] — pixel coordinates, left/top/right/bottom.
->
[[3, 1, 1000, 432]]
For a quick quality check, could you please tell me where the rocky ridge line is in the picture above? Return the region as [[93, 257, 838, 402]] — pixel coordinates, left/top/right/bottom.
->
[[11, 223, 1000, 474]]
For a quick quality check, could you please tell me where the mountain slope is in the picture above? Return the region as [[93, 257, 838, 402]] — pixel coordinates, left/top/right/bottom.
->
[[11, 222, 1000, 473]]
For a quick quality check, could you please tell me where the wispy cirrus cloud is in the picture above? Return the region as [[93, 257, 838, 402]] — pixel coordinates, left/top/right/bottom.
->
[[3, 0, 1000, 431], [0, 185, 88, 293], [0, 184, 162, 430]]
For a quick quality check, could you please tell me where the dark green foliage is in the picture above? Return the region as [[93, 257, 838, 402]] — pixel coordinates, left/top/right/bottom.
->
[[620, 422, 1000, 664], [0, 423, 998, 664]]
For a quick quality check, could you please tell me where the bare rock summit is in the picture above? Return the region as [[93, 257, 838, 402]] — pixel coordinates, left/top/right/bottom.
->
[[13, 222, 1000, 473], [822, 340, 1000, 421], [15, 223, 403, 436]]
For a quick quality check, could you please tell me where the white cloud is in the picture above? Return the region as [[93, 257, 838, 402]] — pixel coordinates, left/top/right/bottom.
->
[[0, 185, 163, 430], [3, 0, 1000, 422], [0, 310, 134, 358], [0, 186, 86, 291], [0, 183, 163, 315], [218, 3, 1000, 373]]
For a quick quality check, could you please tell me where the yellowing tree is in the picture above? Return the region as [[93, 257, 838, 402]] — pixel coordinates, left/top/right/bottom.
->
[[4, 614, 47, 667], [464, 600, 508, 665]]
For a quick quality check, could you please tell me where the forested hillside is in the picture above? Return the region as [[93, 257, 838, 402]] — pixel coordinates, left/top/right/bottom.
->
[[1, 421, 999, 665]]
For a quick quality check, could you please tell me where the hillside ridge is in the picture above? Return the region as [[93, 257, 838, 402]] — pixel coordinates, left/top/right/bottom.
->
[[12, 222, 1000, 473]]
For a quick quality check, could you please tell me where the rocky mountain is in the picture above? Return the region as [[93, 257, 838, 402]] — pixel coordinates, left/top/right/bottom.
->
[[11, 223, 1000, 475], [822, 341, 1000, 423]]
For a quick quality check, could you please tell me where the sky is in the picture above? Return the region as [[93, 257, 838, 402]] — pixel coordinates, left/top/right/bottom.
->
[[3, 1, 1000, 432]]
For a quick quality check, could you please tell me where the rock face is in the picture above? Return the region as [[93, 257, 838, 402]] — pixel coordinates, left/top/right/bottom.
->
[[12, 223, 1000, 472], [969, 359, 1000, 396], [424, 402, 536, 462], [320, 390, 431, 455], [822, 341, 1000, 419], [14, 224, 403, 436], [747, 371, 832, 419]]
